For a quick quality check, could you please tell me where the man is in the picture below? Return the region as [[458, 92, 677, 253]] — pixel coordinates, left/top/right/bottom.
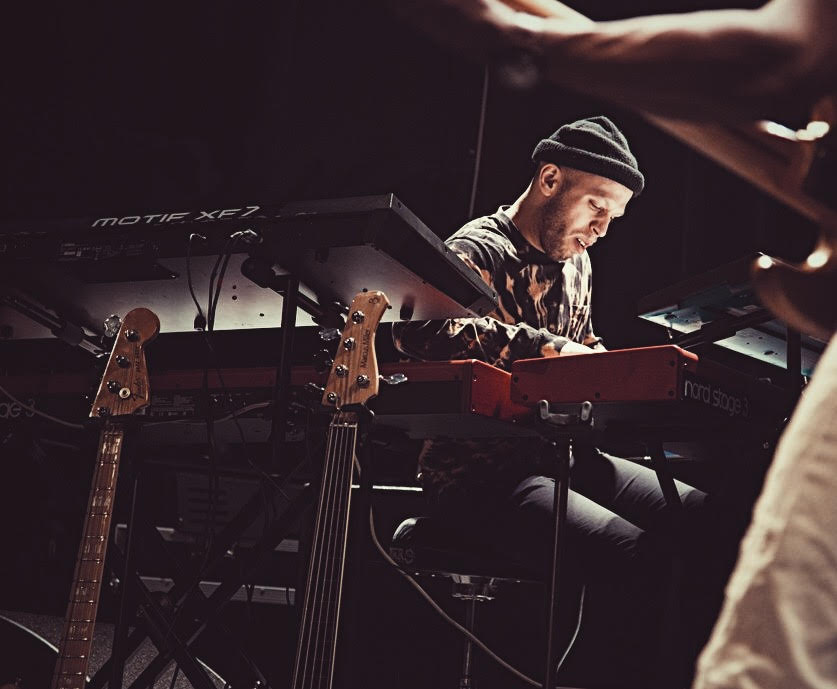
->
[[394, 116, 711, 686], [393, 1, 837, 687]]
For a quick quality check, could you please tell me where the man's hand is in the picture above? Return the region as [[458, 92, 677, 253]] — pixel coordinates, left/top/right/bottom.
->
[[559, 341, 597, 355], [541, 340, 596, 357]]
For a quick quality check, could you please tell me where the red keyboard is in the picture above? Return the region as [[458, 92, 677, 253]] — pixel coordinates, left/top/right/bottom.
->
[[510, 345, 793, 436], [1, 348, 791, 439]]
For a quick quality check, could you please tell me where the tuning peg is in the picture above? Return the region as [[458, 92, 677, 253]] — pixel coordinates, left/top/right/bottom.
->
[[313, 349, 334, 373], [103, 314, 121, 338], [318, 327, 341, 342], [303, 382, 325, 398], [380, 373, 408, 386]]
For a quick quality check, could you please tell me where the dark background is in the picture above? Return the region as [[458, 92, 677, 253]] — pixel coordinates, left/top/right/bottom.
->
[[2, 0, 819, 349], [0, 1, 820, 687]]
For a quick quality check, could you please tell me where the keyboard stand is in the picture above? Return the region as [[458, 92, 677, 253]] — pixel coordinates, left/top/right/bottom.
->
[[535, 400, 593, 689]]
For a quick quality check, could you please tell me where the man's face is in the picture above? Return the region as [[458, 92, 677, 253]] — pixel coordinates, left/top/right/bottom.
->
[[537, 167, 633, 261]]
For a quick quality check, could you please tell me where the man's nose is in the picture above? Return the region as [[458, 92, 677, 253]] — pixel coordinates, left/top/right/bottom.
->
[[592, 217, 610, 238]]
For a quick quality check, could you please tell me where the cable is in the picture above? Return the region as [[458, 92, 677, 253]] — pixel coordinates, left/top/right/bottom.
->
[[194, 346, 293, 501], [361, 459, 586, 688], [554, 584, 585, 676], [0, 382, 85, 430], [186, 233, 208, 331], [365, 506, 540, 688], [142, 402, 271, 428], [153, 232, 254, 654], [200, 233, 243, 557], [199, 231, 249, 560], [468, 64, 490, 218], [208, 250, 235, 332]]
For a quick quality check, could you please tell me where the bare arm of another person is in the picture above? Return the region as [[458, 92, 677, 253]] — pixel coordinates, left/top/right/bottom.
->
[[399, 0, 837, 121], [532, 0, 836, 120]]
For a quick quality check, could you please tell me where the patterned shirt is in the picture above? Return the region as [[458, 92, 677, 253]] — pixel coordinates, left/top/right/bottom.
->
[[392, 207, 601, 499]]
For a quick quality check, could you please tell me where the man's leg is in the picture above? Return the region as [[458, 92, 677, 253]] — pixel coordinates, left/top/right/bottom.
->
[[572, 448, 708, 541], [492, 475, 669, 685]]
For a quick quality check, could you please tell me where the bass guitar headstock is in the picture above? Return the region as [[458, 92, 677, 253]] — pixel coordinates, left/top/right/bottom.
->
[[89, 307, 160, 418], [322, 291, 389, 410]]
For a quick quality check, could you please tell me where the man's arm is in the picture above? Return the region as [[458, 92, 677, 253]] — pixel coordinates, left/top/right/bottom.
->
[[398, 0, 837, 121], [392, 234, 595, 369], [531, 0, 834, 121], [392, 315, 586, 370]]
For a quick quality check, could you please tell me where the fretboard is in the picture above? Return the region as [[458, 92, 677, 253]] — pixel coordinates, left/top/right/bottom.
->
[[51, 422, 124, 689]]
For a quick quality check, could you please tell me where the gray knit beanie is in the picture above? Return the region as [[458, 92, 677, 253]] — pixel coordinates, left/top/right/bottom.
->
[[531, 116, 644, 195]]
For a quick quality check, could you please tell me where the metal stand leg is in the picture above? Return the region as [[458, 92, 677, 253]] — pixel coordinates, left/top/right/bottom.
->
[[271, 275, 299, 470], [91, 460, 312, 689], [460, 599, 477, 689], [648, 440, 685, 689], [648, 440, 682, 512], [544, 438, 571, 689], [787, 327, 803, 391], [536, 400, 593, 689]]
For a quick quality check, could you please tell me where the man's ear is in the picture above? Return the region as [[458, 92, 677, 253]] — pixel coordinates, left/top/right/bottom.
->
[[538, 163, 563, 197]]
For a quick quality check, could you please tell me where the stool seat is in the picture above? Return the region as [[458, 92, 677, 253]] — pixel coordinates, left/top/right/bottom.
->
[[389, 516, 540, 585]]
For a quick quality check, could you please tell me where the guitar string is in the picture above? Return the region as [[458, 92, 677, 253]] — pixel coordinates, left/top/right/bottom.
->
[[302, 416, 341, 689], [328, 417, 356, 687], [298, 412, 349, 688], [307, 414, 349, 689], [293, 413, 339, 688], [308, 414, 356, 689], [309, 415, 352, 689], [321, 418, 356, 689], [313, 417, 354, 689]]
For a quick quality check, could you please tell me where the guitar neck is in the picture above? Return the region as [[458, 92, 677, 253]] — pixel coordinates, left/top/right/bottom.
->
[[290, 290, 388, 689], [51, 420, 125, 689], [291, 411, 359, 689]]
